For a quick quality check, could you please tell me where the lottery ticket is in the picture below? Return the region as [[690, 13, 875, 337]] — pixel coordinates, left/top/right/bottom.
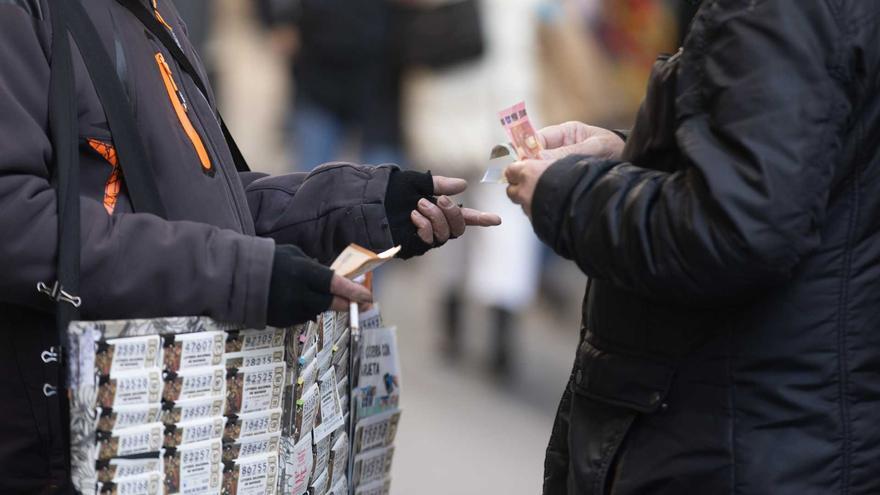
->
[[308, 471, 328, 495], [226, 328, 286, 354], [294, 383, 320, 443], [224, 408, 283, 442], [161, 396, 226, 425], [327, 432, 348, 488], [97, 471, 163, 495], [480, 144, 516, 184], [226, 362, 286, 415], [327, 475, 349, 495], [311, 433, 331, 481], [222, 432, 281, 463], [351, 446, 394, 487], [282, 433, 313, 495], [313, 368, 344, 442], [223, 453, 278, 495], [97, 422, 164, 460], [97, 404, 163, 431], [163, 366, 225, 402], [163, 416, 225, 448], [353, 410, 400, 454], [353, 478, 391, 495], [333, 312, 349, 344], [163, 331, 225, 371], [164, 439, 223, 495], [98, 369, 163, 408], [95, 335, 162, 375], [225, 347, 285, 370], [294, 358, 318, 403], [315, 345, 332, 379], [96, 457, 164, 484], [319, 312, 335, 350], [358, 305, 383, 331]]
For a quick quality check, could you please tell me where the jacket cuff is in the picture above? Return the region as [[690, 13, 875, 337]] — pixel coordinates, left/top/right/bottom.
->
[[532, 155, 591, 249], [239, 235, 275, 329], [611, 129, 631, 142]]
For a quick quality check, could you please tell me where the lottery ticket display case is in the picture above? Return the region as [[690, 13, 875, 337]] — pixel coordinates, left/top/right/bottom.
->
[[67, 305, 401, 495]]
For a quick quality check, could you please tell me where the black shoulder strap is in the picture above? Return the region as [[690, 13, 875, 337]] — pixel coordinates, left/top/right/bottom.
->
[[48, 2, 82, 348], [115, 0, 252, 173], [46, 0, 169, 349]]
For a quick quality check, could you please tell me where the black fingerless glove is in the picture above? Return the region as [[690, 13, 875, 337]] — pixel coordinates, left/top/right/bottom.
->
[[266, 245, 334, 327], [384, 169, 436, 259]]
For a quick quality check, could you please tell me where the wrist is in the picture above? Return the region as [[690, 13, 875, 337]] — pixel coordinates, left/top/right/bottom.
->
[[384, 169, 435, 258]]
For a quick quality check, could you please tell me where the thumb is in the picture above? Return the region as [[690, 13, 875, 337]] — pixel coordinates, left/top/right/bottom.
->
[[329, 274, 373, 304], [433, 176, 468, 196]]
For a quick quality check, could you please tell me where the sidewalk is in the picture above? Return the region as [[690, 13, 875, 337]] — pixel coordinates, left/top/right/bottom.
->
[[378, 257, 582, 494]]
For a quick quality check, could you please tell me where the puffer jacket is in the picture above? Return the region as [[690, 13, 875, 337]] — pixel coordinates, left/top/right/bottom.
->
[[0, 0, 396, 491], [533, 1, 880, 494]]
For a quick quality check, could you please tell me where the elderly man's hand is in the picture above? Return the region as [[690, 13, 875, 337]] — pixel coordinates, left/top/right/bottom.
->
[[504, 159, 554, 219], [538, 121, 625, 161], [410, 176, 502, 245]]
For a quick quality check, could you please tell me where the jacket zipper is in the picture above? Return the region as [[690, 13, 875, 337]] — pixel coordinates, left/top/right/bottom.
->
[[154, 52, 213, 173]]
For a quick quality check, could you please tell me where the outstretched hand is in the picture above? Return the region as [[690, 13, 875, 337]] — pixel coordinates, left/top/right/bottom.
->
[[409, 176, 502, 245]]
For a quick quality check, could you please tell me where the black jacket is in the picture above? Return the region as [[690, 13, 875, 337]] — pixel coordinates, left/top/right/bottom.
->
[[0, 0, 399, 491], [534, 1, 880, 493]]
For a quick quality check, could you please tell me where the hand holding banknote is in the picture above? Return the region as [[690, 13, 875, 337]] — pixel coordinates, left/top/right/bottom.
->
[[537, 121, 625, 161], [503, 118, 626, 217]]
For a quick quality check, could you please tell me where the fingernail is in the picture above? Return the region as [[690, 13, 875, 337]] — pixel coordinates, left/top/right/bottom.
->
[[438, 196, 453, 208], [418, 198, 430, 208], [411, 210, 419, 218]]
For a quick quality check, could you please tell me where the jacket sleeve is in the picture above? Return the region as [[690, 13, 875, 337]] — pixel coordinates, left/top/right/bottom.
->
[[245, 163, 396, 265], [0, 5, 274, 328], [532, 1, 850, 305]]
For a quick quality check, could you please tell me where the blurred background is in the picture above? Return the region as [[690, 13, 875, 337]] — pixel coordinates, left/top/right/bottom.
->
[[177, 0, 696, 492]]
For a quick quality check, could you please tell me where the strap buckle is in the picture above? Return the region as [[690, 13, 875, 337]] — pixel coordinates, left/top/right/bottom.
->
[[41, 347, 60, 364], [37, 281, 82, 308], [42, 383, 58, 397]]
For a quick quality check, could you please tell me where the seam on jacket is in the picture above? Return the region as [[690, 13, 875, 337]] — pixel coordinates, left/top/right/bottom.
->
[[835, 122, 861, 495], [261, 202, 383, 236]]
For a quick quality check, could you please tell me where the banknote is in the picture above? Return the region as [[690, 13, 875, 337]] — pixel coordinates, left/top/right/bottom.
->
[[498, 101, 543, 160], [483, 102, 543, 184]]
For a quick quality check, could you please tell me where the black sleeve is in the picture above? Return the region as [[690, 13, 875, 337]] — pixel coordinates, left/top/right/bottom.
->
[[245, 163, 396, 265], [532, 1, 850, 306]]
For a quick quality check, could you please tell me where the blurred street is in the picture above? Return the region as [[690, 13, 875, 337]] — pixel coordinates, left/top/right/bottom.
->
[[378, 253, 584, 495]]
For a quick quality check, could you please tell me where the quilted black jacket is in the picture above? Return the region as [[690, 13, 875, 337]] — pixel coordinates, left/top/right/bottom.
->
[[534, 1, 880, 493]]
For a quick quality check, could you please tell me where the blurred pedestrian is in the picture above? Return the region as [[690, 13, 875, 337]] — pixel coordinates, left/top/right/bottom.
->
[[506, 1, 880, 493], [401, 0, 542, 377], [262, 0, 404, 169]]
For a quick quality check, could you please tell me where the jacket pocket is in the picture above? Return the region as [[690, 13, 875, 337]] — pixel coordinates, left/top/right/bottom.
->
[[154, 52, 213, 174], [567, 340, 676, 494]]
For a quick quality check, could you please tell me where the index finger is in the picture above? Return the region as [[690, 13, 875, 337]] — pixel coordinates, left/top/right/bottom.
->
[[329, 275, 373, 304], [433, 176, 468, 196], [462, 208, 502, 227]]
